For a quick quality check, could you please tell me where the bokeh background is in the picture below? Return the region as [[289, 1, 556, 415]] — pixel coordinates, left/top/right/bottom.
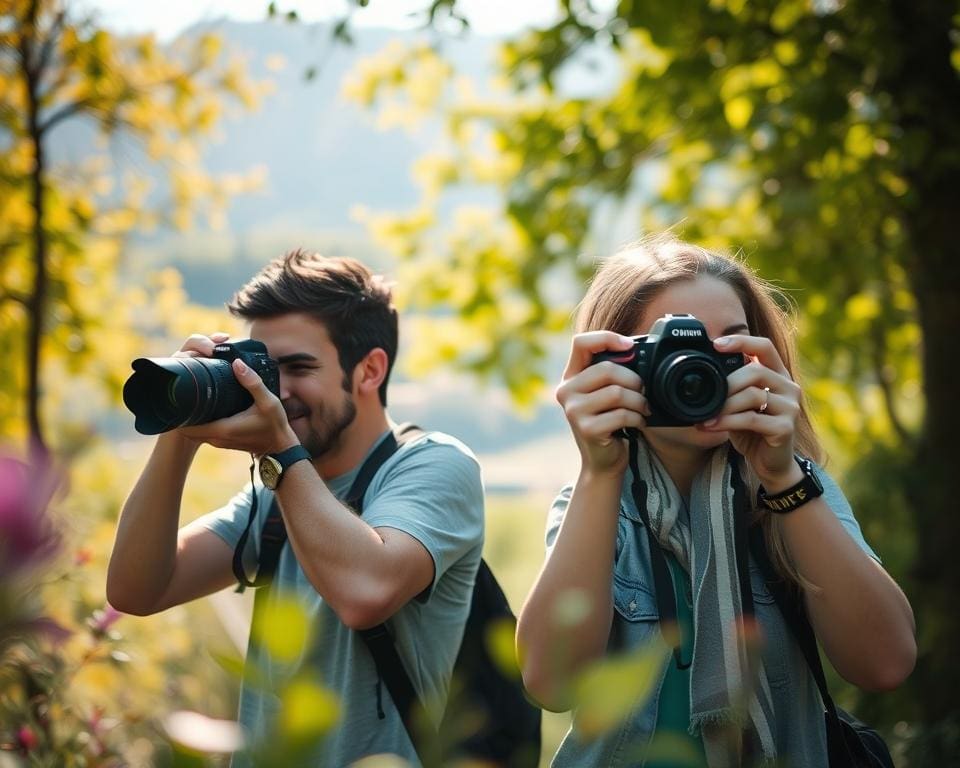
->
[[1, 0, 958, 765]]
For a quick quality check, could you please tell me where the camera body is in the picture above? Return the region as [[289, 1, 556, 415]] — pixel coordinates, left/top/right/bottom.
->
[[122, 339, 280, 435], [591, 314, 746, 427], [210, 339, 281, 394]]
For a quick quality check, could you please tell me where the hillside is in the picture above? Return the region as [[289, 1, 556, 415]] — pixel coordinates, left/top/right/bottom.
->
[[67, 17, 582, 480]]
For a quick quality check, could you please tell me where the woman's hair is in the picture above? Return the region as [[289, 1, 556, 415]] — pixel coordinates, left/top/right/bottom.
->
[[578, 233, 822, 586], [227, 248, 398, 406]]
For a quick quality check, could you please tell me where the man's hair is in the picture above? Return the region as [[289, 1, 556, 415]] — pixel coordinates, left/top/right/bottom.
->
[[227, 248, 398, 406]]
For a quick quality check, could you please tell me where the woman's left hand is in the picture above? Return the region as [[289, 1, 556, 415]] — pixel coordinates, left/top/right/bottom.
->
[[697, 334, 803, 488]]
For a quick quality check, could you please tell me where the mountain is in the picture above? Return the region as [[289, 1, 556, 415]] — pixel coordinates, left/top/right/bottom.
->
[[60, 17, 585, 481]]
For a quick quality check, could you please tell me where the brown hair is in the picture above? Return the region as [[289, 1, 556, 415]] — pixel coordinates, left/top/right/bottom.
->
[[579, 233, 822, 586], [228, 249, 398, 406]]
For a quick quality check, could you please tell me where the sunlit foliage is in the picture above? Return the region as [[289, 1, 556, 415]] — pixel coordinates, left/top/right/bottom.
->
[[0, 0, 266, 453]]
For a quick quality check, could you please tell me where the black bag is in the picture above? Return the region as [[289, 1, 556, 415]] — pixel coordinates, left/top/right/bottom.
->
[[748, 526, 894, 768], [242, 424, 541, 768]]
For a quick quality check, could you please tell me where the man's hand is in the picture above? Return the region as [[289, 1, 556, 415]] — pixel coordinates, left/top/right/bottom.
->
[[179, 358, 298, 457]]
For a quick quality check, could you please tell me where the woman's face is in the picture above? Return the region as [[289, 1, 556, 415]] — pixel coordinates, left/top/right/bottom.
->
[[636, 275, 750, 452]]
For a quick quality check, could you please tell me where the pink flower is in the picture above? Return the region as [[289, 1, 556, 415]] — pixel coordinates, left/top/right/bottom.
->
[[17, 725, 38, 752], [0, 456, 60, 576], [89, 604, 124, 636]]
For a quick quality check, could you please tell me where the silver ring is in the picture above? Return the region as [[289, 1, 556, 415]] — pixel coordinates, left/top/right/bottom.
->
[[758, 386, 770, 413]]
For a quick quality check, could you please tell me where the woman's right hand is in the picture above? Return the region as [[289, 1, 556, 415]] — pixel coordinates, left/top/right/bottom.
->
[[556, 331, 650, 475]]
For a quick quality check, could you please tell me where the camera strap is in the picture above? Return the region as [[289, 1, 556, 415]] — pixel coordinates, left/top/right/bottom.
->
[[232, 459, 285, 591], [627, 437, 689, 669]]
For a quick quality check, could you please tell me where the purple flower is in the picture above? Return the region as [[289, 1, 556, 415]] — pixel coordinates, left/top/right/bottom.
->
[[89, 604, 124, 636], [0, 455, 60, 577]]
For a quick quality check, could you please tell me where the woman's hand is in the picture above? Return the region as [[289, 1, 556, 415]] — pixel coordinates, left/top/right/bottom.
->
[[698, 334, 803, 489], [556, 331, 650, 476]]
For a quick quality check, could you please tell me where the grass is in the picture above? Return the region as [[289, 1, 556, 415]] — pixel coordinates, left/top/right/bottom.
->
[[483, 490, 572, 767]]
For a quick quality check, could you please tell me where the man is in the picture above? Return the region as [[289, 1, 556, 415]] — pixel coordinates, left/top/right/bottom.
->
[[107, 249, 485, 766]]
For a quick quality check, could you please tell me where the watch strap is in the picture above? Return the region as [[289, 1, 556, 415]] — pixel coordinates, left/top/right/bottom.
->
[[260, 444, 311, 489], [268, 444, 311, 469], [757, 455, 823, 514]]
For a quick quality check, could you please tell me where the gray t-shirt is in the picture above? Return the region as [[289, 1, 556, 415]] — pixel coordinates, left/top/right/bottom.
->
[[201, 429, 485, 767]]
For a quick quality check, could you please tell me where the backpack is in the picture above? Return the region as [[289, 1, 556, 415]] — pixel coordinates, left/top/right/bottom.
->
[[240, 424, 542, 768]]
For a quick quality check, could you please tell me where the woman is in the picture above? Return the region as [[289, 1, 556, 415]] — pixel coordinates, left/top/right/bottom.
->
[[516, 235, 916, 767]]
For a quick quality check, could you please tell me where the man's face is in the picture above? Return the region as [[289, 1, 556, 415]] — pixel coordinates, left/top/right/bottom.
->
[[250, 313, 357, 459]]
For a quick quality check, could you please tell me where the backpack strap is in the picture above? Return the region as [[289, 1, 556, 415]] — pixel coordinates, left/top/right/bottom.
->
[[344, 424, 440, 765], [241, 422, 439, 762], [240, 423, 425, 590]]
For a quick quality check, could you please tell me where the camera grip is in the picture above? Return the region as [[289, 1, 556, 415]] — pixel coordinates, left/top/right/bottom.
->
[[591, 348, 638, 366]]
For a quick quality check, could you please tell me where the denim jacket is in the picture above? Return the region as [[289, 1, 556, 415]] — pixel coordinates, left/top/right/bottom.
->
[[545, 463, 878, 768]]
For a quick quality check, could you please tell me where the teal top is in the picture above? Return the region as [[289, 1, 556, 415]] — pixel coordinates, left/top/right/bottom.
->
[[646, 555, 706, 768]]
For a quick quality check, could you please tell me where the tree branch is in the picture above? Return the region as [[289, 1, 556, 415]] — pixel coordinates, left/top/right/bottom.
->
[[34, 9, 67, 78]]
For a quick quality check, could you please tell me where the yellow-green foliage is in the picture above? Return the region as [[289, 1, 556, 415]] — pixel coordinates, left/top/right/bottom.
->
[[0, 0, 265, 450]]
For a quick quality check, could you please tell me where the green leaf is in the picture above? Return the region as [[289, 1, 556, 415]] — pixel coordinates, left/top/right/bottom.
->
[[572, 643, 667, 738], [252, 596, 311, 662]]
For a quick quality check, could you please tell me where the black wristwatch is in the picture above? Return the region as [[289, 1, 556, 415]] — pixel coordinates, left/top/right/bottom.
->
[[258, 444, 311, 490], [757, 455, 824, 514]]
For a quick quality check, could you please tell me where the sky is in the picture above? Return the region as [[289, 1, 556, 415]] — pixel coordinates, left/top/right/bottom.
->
[[79, 0, 561, 40]]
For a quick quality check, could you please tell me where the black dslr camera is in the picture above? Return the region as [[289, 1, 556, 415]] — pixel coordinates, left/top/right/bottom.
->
[[591, 314, 746, 427], [122, 339, 281, 435]]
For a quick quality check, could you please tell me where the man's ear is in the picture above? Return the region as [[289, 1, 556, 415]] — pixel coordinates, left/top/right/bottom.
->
[[354, 348, 389, 396]]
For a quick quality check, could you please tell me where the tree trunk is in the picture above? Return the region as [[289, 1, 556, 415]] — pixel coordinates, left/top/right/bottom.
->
[[21, 0, 49, 462], [888, 0, 960, 750]]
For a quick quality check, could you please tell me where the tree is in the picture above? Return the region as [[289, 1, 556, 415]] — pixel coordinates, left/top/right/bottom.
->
[[340, 0, 959, 759], [0, 0, 262, 458]]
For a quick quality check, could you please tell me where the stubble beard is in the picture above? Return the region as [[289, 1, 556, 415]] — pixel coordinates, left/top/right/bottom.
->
[[299, 395, 358, 460]]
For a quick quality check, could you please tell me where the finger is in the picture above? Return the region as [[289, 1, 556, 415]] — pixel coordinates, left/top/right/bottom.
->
[[699, 411, 794, 446], [575, 408, 646, 440], [557, 361, 644, 409], [563, 332, 636, 380], [178, 421, 225, 444], [232, 358, 278, 408], [718, 387, 797, 420], [713, 334, 788, 377], [563, 385, 650, 429], [726, 361, 799, 398], [176, 333, 221, 358]]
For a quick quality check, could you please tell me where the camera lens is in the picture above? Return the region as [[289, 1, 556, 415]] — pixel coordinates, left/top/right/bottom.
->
[[122, 356, 253, 435], [677, 371, 715, 408], [654, 352, 728, 424]]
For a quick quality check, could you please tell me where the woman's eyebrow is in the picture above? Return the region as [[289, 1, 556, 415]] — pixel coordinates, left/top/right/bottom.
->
[[722, 323, 750, 335], [276, 353, 318, 365]]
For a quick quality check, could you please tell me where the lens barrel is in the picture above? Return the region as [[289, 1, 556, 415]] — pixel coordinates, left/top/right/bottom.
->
[[122, 356, 254, 435], [654, 352, 728, 424]]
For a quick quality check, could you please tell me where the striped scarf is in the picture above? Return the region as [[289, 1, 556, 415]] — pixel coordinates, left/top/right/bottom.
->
[[632, 438, 777, 767]]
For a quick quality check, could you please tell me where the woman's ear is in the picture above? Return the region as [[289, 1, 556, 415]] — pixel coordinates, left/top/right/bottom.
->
[[354, 348, 389, 397]]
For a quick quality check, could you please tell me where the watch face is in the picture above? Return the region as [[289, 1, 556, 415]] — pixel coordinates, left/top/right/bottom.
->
[[259, 456, 282, 490]]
